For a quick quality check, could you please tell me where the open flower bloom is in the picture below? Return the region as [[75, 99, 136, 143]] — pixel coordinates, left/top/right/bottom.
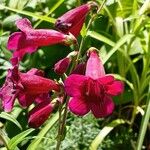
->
[[0, 65, 60, 112], [7, 18, 76, 60], [65, 48, 124, 118], [28, 101, 53, 128], [55, 2, 98, 37]]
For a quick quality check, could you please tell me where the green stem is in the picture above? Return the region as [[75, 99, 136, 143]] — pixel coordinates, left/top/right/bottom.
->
[[137, 84, 150, 150], [56, 97, 69, 150]]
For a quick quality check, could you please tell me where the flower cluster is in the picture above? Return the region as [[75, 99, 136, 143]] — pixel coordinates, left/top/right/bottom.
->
[[0, 2, 124, 128]]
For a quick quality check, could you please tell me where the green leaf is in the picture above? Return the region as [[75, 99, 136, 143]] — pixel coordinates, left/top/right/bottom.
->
[[137, 84, 150, 150], [103, 34, 134, 64], [87, 31, 115, 47], [0, 112, 22, 130], [90, 119, 126, 150], [8, 128, 35, 150], [34, 0, 65, 27], [0, 4, 55, 24], [27, 111, 60, 150]]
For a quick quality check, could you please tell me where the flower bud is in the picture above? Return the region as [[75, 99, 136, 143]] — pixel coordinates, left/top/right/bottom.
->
[[54, 57, 71, 75]]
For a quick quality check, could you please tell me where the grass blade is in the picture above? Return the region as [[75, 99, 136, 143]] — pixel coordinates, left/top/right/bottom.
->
[[137, 84, 150, 150], [27, 111, 60, 150], [0, 4, 55, 24], [90, 119, 126, 150], [8, 128, 35, 150], [0, 112, 22, 130]]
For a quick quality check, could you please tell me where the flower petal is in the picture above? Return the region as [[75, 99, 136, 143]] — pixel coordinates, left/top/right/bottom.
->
[[85, 49, 105, 79], [98, 75, 114, 84], [89, 96, 114, 118], [0, 79, 17, 112], [20, 73, 60, 94], [26, 68, 44, 76], [18, 93, 35, 108], [69, 97, 90, 116], [64, 74, 87, 97], [71, 63, 86, 75], [7, 32, 26, 50], [16, 18, 32, 32], [28, 101, 53, 128], [106, 80, 124, 96]]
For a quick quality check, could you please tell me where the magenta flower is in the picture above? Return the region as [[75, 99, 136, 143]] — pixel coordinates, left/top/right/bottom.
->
[[7, 18, 76, 60], [65, 48, 124, 118], [0, 65, 60, 112], [28, 101, 53, 128], [54, 57, 71, 75], [55, 2, 98, 37]]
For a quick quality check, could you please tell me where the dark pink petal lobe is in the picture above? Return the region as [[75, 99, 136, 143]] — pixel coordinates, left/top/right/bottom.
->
[[28, 101, 53, 128], [89, 96, 114, 118], [0, 67, 21, 112], [26, 68, 44, 76], [64, 74, 87, 97], [106, 80, 124, 96], [16, 18, 32, 32], [86, 50, 105, 79], [18, 93, 35, 108], [69, 97, 90, 116], [98, 75, 114, 84], [20, 73, 60, 94], [7, 32, 26, 50], [0, 79, 17, 112], [71, 63, 86, 75]]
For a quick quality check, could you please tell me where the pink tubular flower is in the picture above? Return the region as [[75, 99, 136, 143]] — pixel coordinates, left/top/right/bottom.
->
[[55, 2, 98, 37], [54, 57, 71, 75], [28, 101, 53, 128], [7, 18, 76, 60], [0, 64, 60, 112], [65, 48, 124, 118]]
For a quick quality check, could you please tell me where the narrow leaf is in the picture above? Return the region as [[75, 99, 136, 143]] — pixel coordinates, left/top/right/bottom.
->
[[27, 111, 60, 150], [87, 31, 115, 47], [90, 119, 126, 150], [8, 128, 35, 150], [0, 112, 22, 130], [0, 4, 55, 23]]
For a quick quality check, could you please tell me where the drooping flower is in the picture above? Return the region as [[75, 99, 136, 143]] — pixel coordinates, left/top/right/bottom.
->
[[54, 57, 71, 75], [65, 48, 124, 118], [0, 64, 60, 112], [28, 101, 53, 128], [55, 2, 98, 37], [7, 18, 76, 60]]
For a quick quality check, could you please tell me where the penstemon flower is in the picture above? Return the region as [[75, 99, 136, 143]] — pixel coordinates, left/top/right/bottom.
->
[[65, 48, 124, 118], [0, 60, 60, 112], [7, 18, 76, 60], [55, 2, 98, 37], [28, 101, 53, 128]]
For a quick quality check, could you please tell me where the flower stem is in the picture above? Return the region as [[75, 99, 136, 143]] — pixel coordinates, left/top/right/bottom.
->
[[56, 97, 69, 150]]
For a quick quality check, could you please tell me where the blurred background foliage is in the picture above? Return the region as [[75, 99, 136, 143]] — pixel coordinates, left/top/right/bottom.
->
[[0, 0, 150, 149]]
